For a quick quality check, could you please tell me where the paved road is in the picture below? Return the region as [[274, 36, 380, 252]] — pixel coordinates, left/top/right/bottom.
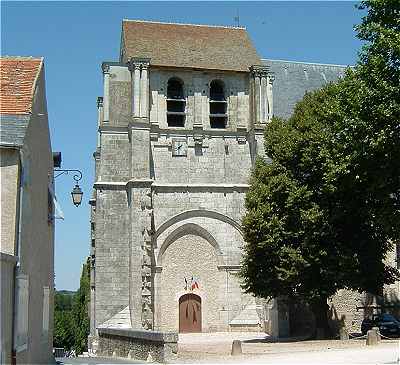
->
[[177, 332, 400, 364], [56, 357, 143, 364], [245, 343, 399, 364]]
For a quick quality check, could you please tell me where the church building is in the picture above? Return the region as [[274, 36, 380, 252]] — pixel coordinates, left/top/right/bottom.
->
[[89, 20, 351, 343]]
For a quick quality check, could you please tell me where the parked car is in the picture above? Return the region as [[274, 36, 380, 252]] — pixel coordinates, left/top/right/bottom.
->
[[361, 313, 400, 337]]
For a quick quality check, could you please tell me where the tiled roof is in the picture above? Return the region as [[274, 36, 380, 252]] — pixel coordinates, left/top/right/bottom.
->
[[0, 57, 43, 115], [121, 20, 262, 72], [263, 59, 349, 120]]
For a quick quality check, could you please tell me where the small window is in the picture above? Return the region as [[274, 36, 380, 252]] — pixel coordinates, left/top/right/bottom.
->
[[167, 78, 185, 127], [209, 80, 227, 128]]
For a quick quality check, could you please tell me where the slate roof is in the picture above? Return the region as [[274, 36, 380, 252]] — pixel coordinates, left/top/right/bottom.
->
[[0, 57, 43, 147], [121, 20, 262, 72], [263, 59, 350, 120], [0, 114, 30, 147], [0, 57, 43, 115]]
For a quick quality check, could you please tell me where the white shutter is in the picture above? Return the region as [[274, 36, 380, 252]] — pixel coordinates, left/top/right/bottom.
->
[[42, 286, 50, 338], [15, 275, 29, 352]]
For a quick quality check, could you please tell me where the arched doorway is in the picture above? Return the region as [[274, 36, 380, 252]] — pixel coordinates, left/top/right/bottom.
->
[[179, 293, 202, 333]]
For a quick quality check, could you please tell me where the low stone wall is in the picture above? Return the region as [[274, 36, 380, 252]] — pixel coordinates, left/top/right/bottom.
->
[[97, 327, 178, 363]]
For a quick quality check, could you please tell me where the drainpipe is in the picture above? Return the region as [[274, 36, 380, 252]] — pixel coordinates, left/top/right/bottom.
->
[[11, 148, 24, 365]]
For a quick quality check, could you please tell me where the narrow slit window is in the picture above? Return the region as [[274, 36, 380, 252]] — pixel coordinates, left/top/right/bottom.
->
[[167, 78, 185, 127], [209, 80, 227, 128]]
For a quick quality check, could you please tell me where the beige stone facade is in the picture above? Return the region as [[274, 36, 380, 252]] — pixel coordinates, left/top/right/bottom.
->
[[0, 57, 55, 364]]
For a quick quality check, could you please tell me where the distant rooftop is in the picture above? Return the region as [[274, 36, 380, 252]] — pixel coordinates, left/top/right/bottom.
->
[[0, 57, 43, 115], [263, 59, 350, 120], [120, 20, 262, 72]]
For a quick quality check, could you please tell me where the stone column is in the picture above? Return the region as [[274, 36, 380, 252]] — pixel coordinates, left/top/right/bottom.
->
[[96, 97, 103, 148], [133, 63, 141, 118], [193, 77, 204, 127], [261, 75, 267, 123], [251, 65, 271, 125], [267, 74, 275, 121], [128, 58, 151, 120], [254, 74, 261, 125], [102, 64, 110, 122], [140, 63, 149, 118]]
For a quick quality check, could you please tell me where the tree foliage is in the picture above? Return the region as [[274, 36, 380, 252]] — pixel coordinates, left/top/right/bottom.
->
[[53, 260, 90, 353], [71, 260, 90, 354], [240, 0, 400, 335]]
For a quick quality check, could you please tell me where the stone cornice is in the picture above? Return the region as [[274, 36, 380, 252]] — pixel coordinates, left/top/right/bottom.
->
[[126, 179, 154, 189], [99, 124, 251, 138], [0, 252, 18, 264], [152, 183, 249, 192], [93, 181, 249, 191], [93, 181, 126, 190], [217, 264, 241, 271], [128, 120, 151, 131]]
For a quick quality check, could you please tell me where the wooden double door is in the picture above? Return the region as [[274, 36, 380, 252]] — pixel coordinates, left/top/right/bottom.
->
[[179, 293, 202, 333]]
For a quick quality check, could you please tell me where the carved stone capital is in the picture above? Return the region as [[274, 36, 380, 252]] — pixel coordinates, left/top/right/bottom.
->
[[101, 63, 110, 74], [268, 73, 276, 85], [250, 65, 269, 78], [128, 57, 151, 71]]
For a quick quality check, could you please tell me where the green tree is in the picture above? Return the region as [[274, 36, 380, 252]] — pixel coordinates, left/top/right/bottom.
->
[[72, 259, 90, 354], [53, 309, 75, 350], [240, 0, 400, 337], [53, 260, 90, 353]]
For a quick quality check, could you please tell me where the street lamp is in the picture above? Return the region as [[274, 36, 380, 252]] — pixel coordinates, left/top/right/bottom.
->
[[54, 169, 84, 207], [71, 183, 83, 207]]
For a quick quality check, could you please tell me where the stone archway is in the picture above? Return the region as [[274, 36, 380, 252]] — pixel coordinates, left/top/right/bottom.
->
[[157, 233, 220, 332], [179, 293, 202, 333]]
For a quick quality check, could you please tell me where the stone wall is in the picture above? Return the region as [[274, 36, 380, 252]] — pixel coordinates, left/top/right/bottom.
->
[[0, 149, 19, 256], [97, 328, 178, 363], [94, 188, 130, 328]]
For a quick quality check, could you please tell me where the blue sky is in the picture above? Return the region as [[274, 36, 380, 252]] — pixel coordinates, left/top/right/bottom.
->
[[1, 1, 364, 291]]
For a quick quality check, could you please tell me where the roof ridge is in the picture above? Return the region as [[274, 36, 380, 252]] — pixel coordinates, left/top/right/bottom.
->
[[1, 56, 43, 61], [30, 58, 43, 112], [262, 58, 351, 68], [122, 19, 246, 30]]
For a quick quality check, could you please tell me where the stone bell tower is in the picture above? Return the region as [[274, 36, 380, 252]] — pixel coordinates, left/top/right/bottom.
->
[[90, 20, 277, 346]]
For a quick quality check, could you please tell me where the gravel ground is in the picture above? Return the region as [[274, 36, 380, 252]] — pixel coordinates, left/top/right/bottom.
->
[[175, 332, 400, 364]]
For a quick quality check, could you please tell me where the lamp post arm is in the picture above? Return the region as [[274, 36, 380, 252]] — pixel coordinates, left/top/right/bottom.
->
[[54, 169, 83, 183]]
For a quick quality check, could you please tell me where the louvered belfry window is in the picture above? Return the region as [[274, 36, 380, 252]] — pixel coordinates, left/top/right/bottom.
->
[[209, 80, 227, 128], [167, 78, 186, 127]]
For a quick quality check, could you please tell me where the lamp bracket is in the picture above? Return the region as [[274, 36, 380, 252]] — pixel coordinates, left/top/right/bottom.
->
[[54, 169, 83, 183]]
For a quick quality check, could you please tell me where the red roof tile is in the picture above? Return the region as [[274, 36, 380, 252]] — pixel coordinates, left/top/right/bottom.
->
[[0, 57, 43, 115], [121, 20, 262, 72]]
